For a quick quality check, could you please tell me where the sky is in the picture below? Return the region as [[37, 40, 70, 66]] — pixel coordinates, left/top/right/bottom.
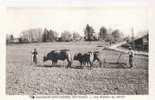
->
[[0, 0, 150, 37]]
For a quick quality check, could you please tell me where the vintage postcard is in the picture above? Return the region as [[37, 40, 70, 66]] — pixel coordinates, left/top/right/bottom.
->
[[0, 0, 154, 100]]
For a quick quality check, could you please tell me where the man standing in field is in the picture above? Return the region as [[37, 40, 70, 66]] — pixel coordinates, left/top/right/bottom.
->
[[128, 46, 134, 68], [32, 48, 38, 65]]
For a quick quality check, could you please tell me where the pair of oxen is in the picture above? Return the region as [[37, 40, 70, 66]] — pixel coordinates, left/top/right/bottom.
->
[[43, 49, 104, 69]]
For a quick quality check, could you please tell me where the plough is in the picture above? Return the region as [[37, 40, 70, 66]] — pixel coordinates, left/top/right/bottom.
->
[[103, 52, 128, 68]]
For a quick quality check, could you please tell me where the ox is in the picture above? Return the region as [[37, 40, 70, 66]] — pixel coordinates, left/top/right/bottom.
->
[[43, 49, 74, 68], [74, 53, 90, 68], [74, 51, 104, 69]]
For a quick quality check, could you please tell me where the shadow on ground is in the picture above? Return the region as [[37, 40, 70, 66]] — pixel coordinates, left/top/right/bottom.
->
[[37, 64, 62, 68], [104, 62, 130, 69], [36, 63, 130, 69]]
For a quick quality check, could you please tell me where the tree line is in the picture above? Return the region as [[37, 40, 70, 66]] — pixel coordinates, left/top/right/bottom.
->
[[6, 24, 124, 44]]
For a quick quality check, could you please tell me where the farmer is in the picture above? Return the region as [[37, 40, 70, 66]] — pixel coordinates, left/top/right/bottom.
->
[[32, 48, 38, 65], [128, 46, 134, 68]]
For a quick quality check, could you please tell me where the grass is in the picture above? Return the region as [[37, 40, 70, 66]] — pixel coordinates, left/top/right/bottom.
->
[[6, 41, 148, 95]]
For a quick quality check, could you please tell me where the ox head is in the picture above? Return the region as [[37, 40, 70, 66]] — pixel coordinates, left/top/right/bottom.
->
[[73, 54, 78, 60], [43, 52, 46, 62], [43, 56, 47, 62], [88, 51, 94, 55], [74, 53, 82, 60]]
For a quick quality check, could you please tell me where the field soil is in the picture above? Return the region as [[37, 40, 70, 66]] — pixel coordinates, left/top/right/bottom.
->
[[6, 42, 148, 95]]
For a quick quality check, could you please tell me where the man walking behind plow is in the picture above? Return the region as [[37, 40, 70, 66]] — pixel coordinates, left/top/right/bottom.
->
[[128, 46, 134, 68], [32, 48, 38, 65]]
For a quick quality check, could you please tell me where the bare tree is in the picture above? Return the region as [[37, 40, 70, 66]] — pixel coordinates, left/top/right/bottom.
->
[[111, 29, 123, 42], [20, 28, 42, 43], [72, 32, 82, 41], [61, 31, 72, 42]]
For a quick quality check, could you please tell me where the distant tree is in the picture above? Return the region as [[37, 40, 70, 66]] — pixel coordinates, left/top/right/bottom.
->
[[84, 24, 95, 41], [42, 28, 58, 42], [52, 31, 58, 41], [61, 31, 72, 42], [20, 28, 42, 43], [18, 38, 22, 43], [105, 34, 114, 43], [92, 33, 99, 41], [6, 34, 9, 44], [34, 28, 42, 42], [124, 35, 131, 43], [72, 32, 82, 41], [111, 29, 122, 42], [42, 28, 48, 42], [99, 26, 107, 40], [10, 34, 14, 40], [47, 29, 58, 41], [6, 34, 14, 44]]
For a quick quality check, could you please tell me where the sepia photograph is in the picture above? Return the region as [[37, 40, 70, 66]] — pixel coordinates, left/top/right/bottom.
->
[[4, 0, 149, 96]]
